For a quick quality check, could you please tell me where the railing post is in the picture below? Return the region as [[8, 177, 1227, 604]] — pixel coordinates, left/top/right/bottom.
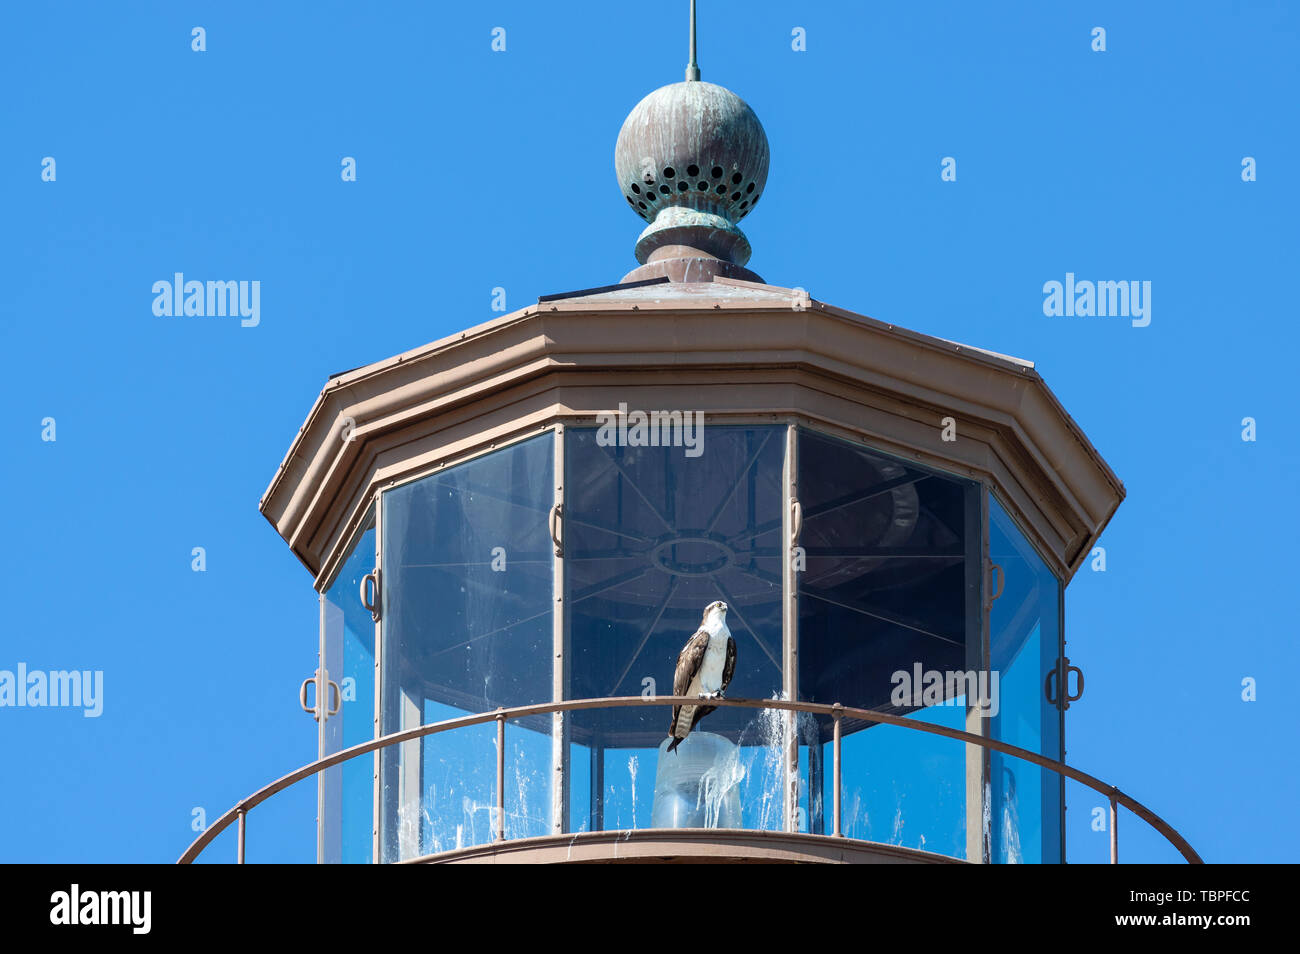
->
[[1109, 791, 1118, 864], [237, 807, 246, 864], [832, 703, 843, 837], [496, 710, 506, 843]]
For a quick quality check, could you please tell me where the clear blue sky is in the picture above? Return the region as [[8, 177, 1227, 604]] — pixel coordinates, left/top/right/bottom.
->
[[1, 0, 1295, 863]]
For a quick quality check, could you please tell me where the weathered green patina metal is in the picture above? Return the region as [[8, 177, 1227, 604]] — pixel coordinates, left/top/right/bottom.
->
[[614, 77, 770, 283]]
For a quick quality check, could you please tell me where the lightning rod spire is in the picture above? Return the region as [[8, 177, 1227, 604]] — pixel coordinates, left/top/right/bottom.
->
[[686, 0, 700, 81]]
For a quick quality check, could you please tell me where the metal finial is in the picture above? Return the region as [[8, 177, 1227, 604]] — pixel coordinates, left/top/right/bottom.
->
[[686, 0, 700, 81]]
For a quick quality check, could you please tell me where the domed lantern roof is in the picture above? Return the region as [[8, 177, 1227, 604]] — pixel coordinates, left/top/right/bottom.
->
[[611, 1, 770, 284], [614, 80, 769, 283]]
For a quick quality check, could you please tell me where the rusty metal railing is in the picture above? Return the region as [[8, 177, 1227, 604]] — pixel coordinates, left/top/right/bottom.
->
[[178, 695, 1201, 864]]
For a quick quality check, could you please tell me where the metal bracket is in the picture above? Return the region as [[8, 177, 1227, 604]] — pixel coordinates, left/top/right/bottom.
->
[[360, 568, 381, 622], [789, 497, 802, 545]]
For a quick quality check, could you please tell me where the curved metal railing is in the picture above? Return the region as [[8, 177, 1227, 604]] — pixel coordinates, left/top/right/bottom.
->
[[178, 695, 1202, 864]]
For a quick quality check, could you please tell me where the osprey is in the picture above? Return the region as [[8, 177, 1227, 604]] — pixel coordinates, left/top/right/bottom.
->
[[667, 600, 737, 753]]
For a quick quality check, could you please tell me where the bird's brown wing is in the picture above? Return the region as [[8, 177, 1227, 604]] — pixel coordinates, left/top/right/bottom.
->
[[669, 626, 710, 732]]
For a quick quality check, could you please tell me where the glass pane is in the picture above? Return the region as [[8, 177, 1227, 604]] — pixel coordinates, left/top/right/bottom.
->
[[413, 707, 551, 853], [322, 509, 376, 864], [826, 707, 968, 855], [601, 746, 658, 831], [797, 428, 978, 860], [569, 742, 592, 834], [564, 425, 787, 833], [989, 495, 1062, 863], [380, 435, 554, 861]]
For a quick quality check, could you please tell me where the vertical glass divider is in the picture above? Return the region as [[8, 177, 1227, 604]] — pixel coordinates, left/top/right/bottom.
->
[[965, 483, 989, 862], [782, 422, 799, 832], [832, 704, 843, 837], [1058, 580, 1067, 862], [371, 489, 383, 864], [496, 711, 507, 842], [316, 592, 327, 864], [552, 424, 568, 835], [1109, 794, 1118, 864]]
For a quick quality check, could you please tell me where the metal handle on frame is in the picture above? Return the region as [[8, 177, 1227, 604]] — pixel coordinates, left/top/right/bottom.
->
[[549, 502, 564, 557], [299, 674, 318, 721], [789, 497, 802, 545], [1045, 657, 1085, 709], [360, 569, 381, 622], [1065, 662, 1084, 706], [327, 679, 341, 717], [988, 563, 1005, 603]]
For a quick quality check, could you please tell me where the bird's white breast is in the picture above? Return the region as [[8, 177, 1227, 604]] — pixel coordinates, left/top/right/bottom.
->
[[698, 622, 730, 693]]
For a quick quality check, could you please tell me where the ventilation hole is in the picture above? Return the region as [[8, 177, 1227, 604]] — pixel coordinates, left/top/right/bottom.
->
[[626, 195, 635, 204], [697, 181, 709, 191], [663, 166, 675, 179], [731, 172, 743, 185], [716, 184, 726, 195], [750, 193, 760, 206], [678, 181, 689, 192], [659, 184, 671, 195], [711, 166, 723, 178], [637, 201, 646, 210], [739, 200, 749, 209], [746, 182, 755, 194], [731, 191, 741, 201], [646, 192, 656, 201], [631, 183, 641, 195], [687, 164, 700, 177]]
